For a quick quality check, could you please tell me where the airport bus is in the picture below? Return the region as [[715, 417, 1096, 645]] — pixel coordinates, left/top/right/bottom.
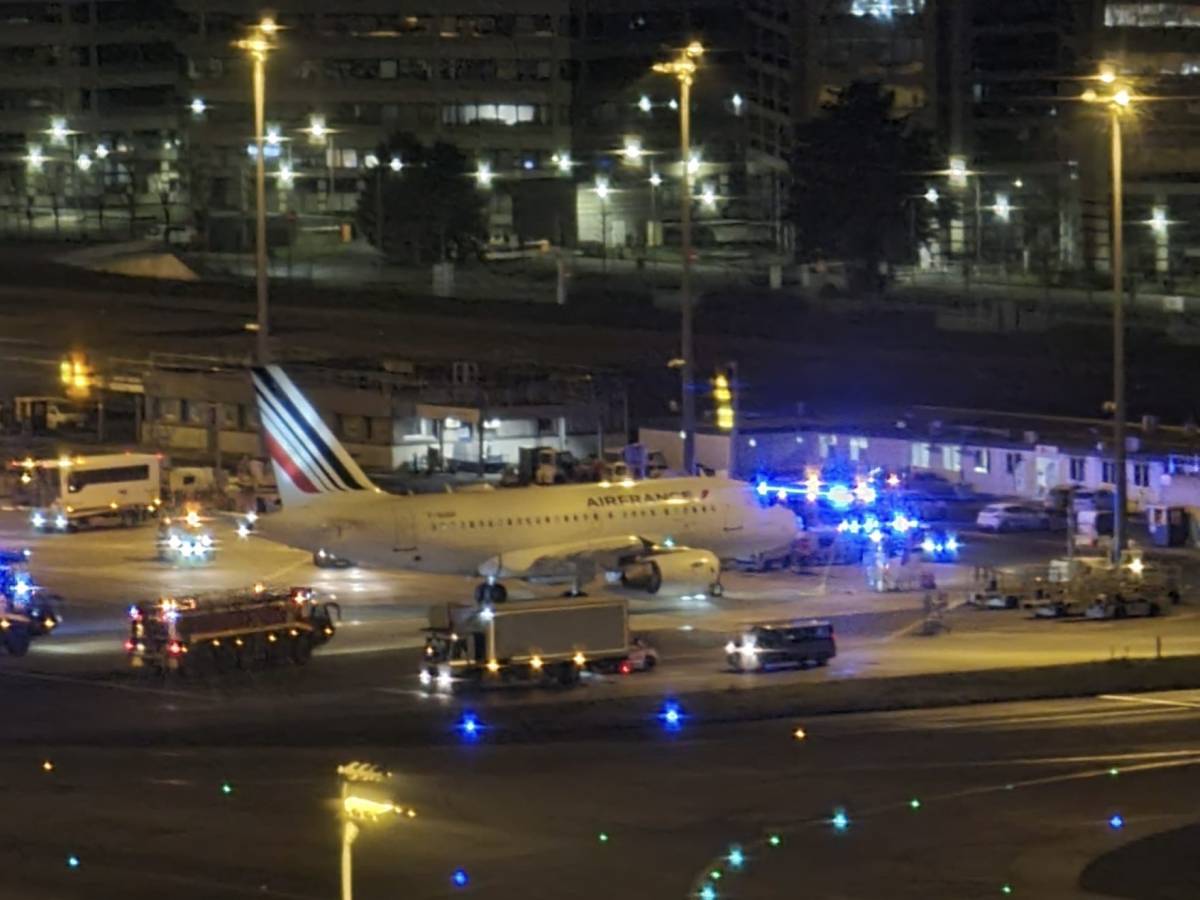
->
[[16, 453, 161, 531]]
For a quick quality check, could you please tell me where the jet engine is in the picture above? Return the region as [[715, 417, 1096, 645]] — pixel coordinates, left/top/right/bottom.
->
[[618, 548, 720, 598]]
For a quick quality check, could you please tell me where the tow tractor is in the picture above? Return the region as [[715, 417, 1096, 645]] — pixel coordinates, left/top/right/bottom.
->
[[126, 585, 339, 673], [0, 548, 61, 655]]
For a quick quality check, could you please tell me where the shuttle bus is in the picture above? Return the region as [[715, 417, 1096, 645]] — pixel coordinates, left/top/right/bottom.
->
[[16, 454, 161, 531]]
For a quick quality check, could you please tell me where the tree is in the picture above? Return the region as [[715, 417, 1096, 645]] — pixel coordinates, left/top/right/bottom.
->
[[355, 132, 487, 264], [788, 82, 943, 291]]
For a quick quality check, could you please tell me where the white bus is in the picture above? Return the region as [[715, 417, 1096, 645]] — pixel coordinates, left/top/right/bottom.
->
[[22, 454, 161, 531]]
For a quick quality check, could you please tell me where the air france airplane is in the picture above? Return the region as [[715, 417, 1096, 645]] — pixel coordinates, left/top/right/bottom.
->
[[251, 366, 797, 603]]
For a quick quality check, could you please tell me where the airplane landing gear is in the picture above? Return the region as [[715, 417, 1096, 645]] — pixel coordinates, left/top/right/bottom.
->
[[474, 581, 508, 605]]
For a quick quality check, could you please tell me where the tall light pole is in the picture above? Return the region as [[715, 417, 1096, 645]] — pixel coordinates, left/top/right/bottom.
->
[[653, 40, 704, 474], [595, 176, 610, 271], [236, 18, 277, 364], [1084, 70, 1133, 563]]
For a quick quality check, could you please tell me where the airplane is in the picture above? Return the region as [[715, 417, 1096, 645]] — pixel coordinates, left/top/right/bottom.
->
[[250, 365, 798, 604]]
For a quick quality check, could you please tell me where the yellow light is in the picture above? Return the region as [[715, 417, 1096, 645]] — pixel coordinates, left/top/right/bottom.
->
[[530, 655, 544, 671], [258, 17, 277, 34], [0, 620, 9, 630], [59, 360, 71, 384], [573, 651, 587, 666], [254, 582, 265, 593], [713, 374, 729, 390], [185, 510, 201, 528], [42, 760, 54, 772], [1099, 68, 1116, 84], [1082, 88, 1098, 103], [1113, 89, 1131, 108], [109, 501, 118, 509], [406, 808, 417, 818], [267, 633, 277, 643], [793, 727, 806, 741], [686, 41, 705, 58], [486, 659, 500, 673], [58, 455, 71, 468], [21, 457, 34, 469], [1128, 557, 1145, 576]]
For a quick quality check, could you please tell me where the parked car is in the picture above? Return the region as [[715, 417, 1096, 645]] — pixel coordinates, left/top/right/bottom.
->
[[976, 502, 1050, 532]]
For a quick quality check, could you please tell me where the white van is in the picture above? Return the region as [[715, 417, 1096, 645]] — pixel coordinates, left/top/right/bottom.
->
[[28, 453, 161, 530]]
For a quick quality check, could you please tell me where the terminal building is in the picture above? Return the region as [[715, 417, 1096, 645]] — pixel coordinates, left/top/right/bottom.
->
[[641, 406, 1200, 511], [139, 360, 627, 475]]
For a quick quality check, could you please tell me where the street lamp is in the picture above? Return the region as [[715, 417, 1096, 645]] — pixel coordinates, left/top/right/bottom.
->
[[336, 762, 411, 900], [595, 176, 610, 271], [190, 97, 207, 116], [553, 151, 572, 174], [235, 17, 277, 364], [652, 39, 704, 473], [1083, 67, 1137, 563], [622, 136, 643, 165]]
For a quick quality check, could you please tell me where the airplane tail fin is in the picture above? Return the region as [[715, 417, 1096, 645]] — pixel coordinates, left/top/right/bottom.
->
[[251, 366, 377, 507]]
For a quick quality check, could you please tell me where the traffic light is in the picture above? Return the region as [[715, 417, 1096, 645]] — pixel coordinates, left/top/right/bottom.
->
[[712, 368, 734, 432]]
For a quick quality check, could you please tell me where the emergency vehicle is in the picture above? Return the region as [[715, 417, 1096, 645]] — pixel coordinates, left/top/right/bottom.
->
[[16, 453, 161, 531], [126, 585, 339, 673], [0, 548, 61, 655]]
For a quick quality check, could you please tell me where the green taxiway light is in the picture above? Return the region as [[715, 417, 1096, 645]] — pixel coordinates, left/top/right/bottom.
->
[[598, 832, 609, 843], [768, 834, 781, 847], [909, 798, 921, 810], [221, 782, 234, 795]]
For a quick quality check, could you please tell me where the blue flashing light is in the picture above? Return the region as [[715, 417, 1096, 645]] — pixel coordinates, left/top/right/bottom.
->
[[826, 484, 854, 509], [831, 809, 850, 831], [660, 701, 683, 730], [945, 536, 960, 553], [756, 481, 769, 497], [854, 482, 877, 505], [1108, 814, 1124, 830], [776, 488, 787, 502], [921, 538, 936, 554], [863, 515, 880, 533], [699, 884, 717, 900], [868, 530, 884, 544], [458, 714, 481, 739], [727, 846, 745, 869], [892, 513, 913, 533], [452, 868, 469, 888]]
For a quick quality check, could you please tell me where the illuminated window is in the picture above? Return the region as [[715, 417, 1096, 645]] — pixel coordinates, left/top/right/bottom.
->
[[848, 0, 925, 18], [1132, 463, 1150, 487], [972, 449, 990, 474], [911, 442, 931, 468], [942, 446, 961, 471], [849, 436, 869, 462], [1106, 3, 1200, 27]]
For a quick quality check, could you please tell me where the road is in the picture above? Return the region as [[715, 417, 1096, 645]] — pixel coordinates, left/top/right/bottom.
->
[[3, 689, 1199, 899]]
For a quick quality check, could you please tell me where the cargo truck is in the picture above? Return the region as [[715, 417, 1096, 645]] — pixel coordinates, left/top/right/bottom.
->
[[419, 596, 642, 690]]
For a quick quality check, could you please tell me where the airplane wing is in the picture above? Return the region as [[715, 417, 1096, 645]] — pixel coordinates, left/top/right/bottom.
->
[[479, 535, 649, 582]]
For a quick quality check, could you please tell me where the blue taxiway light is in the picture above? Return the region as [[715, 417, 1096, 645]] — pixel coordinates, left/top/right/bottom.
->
[[660, 702, 683, 730], [1108, 814, 1125, 830], [727, 846, 745, 869], [452, 869, 469, 888], [831, 809, 850, 831]]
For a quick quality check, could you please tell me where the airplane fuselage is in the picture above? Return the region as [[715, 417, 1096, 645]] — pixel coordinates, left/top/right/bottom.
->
[[259, 476, 796, 577]]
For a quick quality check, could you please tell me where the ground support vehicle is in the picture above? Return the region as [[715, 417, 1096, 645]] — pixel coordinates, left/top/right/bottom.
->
[[1083, 596, 1162, 620], [18, 454, 161, 531], [725, 620, 836, 672], [155, 507, 217, 564], [419, 596, 644, 690], [126, 587, 339, 674]]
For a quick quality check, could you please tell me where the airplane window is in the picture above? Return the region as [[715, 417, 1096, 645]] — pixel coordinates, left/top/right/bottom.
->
[[649, 510, 656, 516], [469, 521, 475, 528], [507, 518, 512, 526]]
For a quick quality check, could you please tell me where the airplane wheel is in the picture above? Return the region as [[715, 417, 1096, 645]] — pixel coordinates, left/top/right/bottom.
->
[[710, 582, 724, 598]]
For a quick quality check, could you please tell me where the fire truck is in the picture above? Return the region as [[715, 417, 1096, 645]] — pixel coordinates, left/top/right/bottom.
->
[[0, 548, 61, 656], [126, 586, 339, 674]]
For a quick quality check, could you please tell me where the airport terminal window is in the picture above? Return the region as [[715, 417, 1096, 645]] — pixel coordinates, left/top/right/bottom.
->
[[1069, 457, 1086, 482], [1132, 463, 1150, 487], [1106, 3, 1200, 27], [972, 450, 990, 474], [1005, 452, 1022, 475]]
